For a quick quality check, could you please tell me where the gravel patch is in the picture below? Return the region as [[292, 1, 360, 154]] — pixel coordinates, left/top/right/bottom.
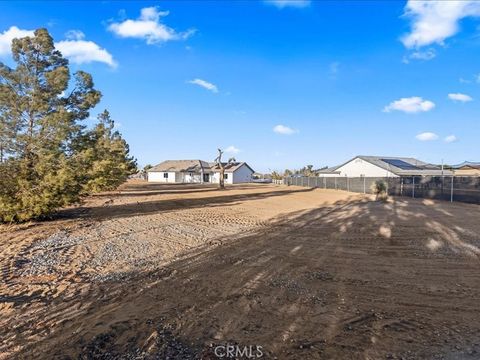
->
[[17, 231, 85, 276]]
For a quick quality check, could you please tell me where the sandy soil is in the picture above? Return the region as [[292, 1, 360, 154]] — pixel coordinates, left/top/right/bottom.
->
[[1, 180, 480, 359]]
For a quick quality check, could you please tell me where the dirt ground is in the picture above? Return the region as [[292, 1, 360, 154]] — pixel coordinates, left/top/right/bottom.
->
[[1, 180, 480, 359]]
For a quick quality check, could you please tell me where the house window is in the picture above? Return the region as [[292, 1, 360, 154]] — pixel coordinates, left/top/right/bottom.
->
[[224, 173, 228, 180], [163, 173, 168, 178]]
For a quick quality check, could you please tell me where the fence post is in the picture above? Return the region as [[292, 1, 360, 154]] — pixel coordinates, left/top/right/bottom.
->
[[400, 177, 403, 196], [412, 176, 415, 198], [451, 176, 454, 202], [324, 176, 326, 189], [363, 177, 366, 194], [347, 177, 350, 192], [335, 177, 337, 190]]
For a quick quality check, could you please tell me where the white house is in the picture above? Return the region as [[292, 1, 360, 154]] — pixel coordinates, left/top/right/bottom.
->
[[147, 159, 254, 184], [318, 156, 453, 177]]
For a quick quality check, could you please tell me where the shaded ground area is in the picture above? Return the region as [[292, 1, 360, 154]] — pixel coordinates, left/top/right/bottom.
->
[[1, 181, 480, 359]]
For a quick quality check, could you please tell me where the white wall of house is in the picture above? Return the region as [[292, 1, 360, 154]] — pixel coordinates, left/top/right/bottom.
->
[[210, 171, 233, 184], [147, 171, 178, 182], [147, 164, 254, 184], [326, 157, 398, 177], [184, 173, 202, 183], [232, 164, 253, 183]]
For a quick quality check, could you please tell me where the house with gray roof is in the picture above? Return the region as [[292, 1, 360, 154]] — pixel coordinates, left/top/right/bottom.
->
[[147, 159, 254, 184], [318, 155, 453, 177]]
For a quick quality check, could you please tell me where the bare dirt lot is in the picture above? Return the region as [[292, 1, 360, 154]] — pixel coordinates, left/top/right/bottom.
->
[[1, 181, 480, 359]]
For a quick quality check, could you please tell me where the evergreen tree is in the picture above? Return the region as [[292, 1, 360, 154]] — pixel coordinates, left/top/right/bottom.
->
[[80, 110, 137, 193], [0, 28, 101, 222]]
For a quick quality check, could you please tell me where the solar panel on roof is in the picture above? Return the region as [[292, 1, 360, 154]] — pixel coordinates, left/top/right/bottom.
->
[[381, 158, 421, 170]]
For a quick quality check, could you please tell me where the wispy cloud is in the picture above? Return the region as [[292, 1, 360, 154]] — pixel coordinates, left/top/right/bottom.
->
[[416, 132, 438, 141], [264, 0, 310, 9], [273, 124, 298, 135], [329, 61, 340, 76], [188, 78, 218, 93], [448, 93, 473, 102], [402, 48, 436, 63], [0, 26, 34, 56], [401, 1, 480, 49], [0, 26, 116, 67], [224, 145, 240, 154], [383, 97, 435, 113], [444, 134, 458, 143], [108, 7, 195, 44], [65, 29, 85, 40]]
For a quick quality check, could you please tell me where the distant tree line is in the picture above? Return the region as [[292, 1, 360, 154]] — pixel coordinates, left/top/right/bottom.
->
[[0, 29, 136, 222], [270, 165, 328, 180]]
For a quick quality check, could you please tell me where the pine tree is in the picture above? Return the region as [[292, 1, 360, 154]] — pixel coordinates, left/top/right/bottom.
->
[[0, 28, 101, 222], [80, 110, 137, 193]]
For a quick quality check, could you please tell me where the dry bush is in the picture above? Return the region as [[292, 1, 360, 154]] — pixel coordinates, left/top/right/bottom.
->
[[370, 179, 388, 201]]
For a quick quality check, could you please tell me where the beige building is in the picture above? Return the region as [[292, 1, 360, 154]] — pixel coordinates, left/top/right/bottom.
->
[[451, 162, 480, 176]]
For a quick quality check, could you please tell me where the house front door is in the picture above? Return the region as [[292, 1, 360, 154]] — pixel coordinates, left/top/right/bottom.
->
[[203, 173, 210, 183]]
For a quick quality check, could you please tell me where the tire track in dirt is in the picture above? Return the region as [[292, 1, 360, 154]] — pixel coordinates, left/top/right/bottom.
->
[[3, 182, 480, 359]]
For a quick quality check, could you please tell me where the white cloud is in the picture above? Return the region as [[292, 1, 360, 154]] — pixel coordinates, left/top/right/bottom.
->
[[108, 6, 195, 44], [416, 132, 439, 141], [444, 134, 458, 143], [401, 0, 480, 49], [383, 97, 435, 113], [188, 78, 218, 93], [55, 39, 117, 68], [0, 26, 34, 56], [224, 145, 240, 154], [273, 124, 298, 135], [0, 26, 116, 67], [264, 0, 310, 9], [448, 93, 473, 102]]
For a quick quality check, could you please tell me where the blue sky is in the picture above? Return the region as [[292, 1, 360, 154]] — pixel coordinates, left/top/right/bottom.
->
[[1, 1, 479, 172]]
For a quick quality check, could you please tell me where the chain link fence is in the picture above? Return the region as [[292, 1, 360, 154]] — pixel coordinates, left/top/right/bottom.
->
[[282, 176, 480, 204]]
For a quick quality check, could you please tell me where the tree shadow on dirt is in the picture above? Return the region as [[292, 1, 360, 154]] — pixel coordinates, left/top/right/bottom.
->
[[89, 184, 275, 199], [58, 186, 316, 221], [6, 196, 480, 359]]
